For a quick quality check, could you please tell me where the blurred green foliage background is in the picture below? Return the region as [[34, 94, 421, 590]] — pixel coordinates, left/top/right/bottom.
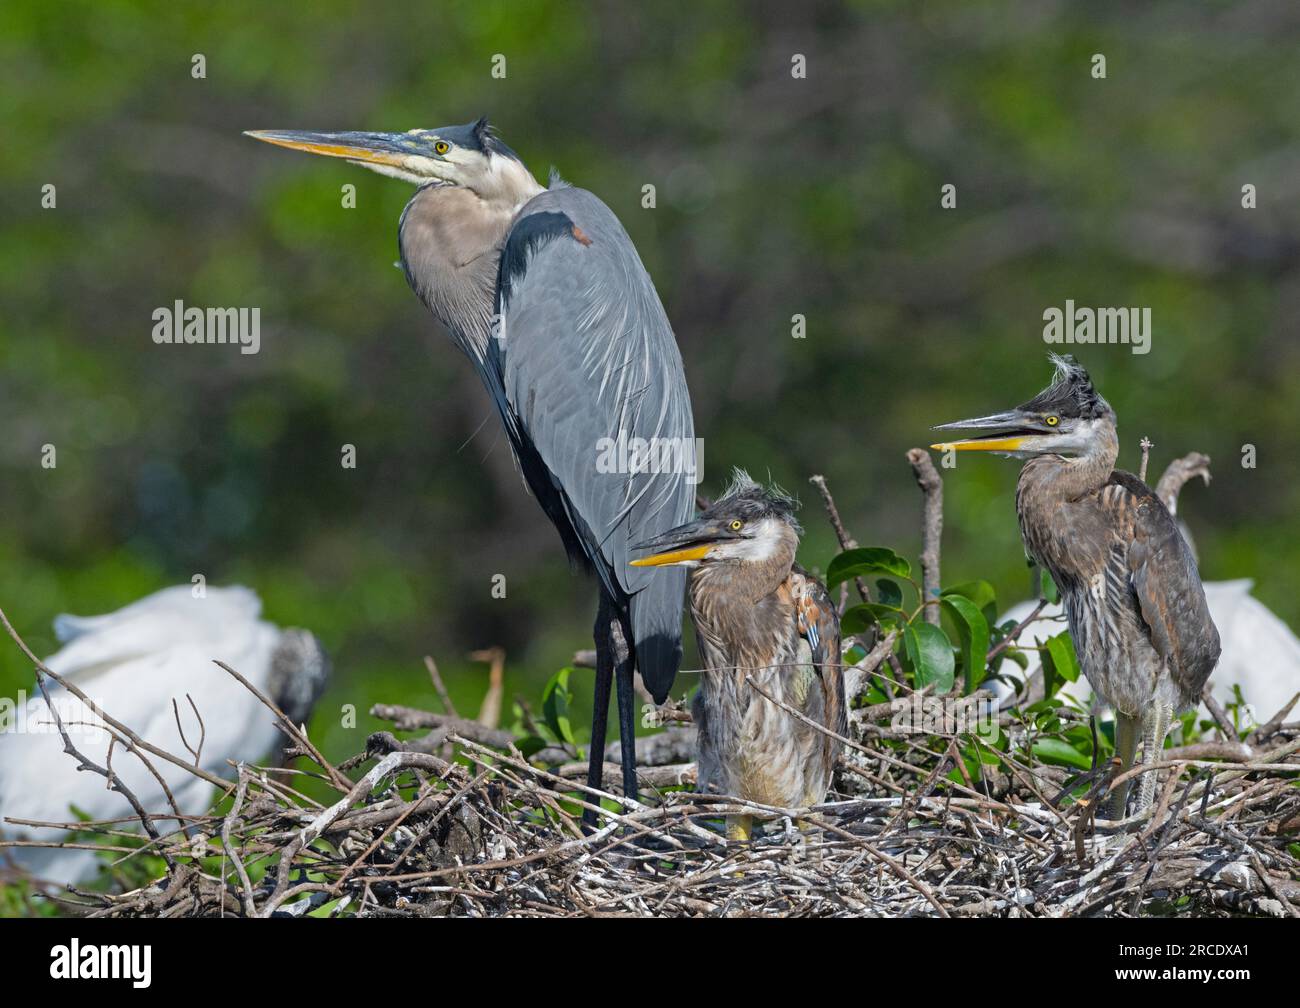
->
[[2, 0, 1298, 765]]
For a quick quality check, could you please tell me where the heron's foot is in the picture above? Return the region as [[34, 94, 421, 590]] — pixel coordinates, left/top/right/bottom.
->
[[726, 814, 753, 877], [726, 814, 753, 843]]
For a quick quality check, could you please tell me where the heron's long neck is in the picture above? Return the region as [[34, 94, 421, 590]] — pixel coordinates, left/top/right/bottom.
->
[[690, 551, 793, 610], [398, 181, 534, 367], [687, 535, 799, 678], [1015, 426, 1118, 571], [1019, 426, 1118, 504]]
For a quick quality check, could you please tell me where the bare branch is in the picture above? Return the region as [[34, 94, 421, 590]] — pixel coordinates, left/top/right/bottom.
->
[[1155, 451, 1212, 514], [809, 474, 871, 606], [423, 654, 459, 719], [905, 449, 943, 625], [469, 646, 505, 729], [1138, 436, 1154, 482]]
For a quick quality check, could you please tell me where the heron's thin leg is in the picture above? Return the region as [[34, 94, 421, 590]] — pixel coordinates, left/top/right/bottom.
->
[[610, 611, 638, 807], [1107, 711, 1141, 819], [1136, 704, 1173, 812], [582, 601, 615, 829]]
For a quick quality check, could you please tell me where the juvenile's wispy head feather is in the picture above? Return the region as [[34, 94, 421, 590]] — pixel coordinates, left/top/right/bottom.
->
[[714, 468, 802, 532], [1019, 353, 1112, 420]]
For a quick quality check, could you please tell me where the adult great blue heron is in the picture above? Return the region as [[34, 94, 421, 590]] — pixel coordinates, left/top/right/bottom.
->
[[0, 586, 328, 887], [631, 472, 845, 841], [245, 119, 695, 815], [933, 355, 1220, 818]]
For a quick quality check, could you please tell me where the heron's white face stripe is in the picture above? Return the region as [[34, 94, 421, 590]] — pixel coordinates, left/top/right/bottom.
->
[[1050, 417, 1113, 456], [711, 517, 788, 563], [364, 146, 541, 209], [356, 160, 429, 185], [982, 417, 1116, 459]]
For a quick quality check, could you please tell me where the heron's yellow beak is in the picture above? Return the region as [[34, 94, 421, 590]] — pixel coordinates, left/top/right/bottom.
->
[[244, 130, 416, 169], [930, 408, 1049, 454], [930, 436, 1028, 452], [629, 544, 712, 567]]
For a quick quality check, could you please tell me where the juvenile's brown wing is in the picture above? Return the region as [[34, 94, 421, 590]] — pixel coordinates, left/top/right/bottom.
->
[[792, 565, 847, 782], [1108, 471, 1221, 708]]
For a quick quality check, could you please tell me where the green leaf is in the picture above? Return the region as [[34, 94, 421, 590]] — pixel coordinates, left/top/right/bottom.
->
[[962, 739, 1003, 766], [842, 602, 905, 636], [542, 667, 577, 746], [875, 579, 903, 609], [902, 621, 955, 694], [826, 547, 911, 589], [941, 594, 991, 691], [941, 579, 997, 614], [515, 735, 550, 759], [1030, 737, 1093, 770], [1040, 629, 1080, 699], [1042, 573, 1060, 605], [1001, 648, 1029, 671], [1044, 631, 1080, 682]]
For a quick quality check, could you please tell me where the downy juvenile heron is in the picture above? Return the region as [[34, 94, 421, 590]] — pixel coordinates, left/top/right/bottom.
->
[[0, 586, 329, 887], [932, 355, 1220, 817], [630, 472, 845, 841], [245, 120, 696, 818]]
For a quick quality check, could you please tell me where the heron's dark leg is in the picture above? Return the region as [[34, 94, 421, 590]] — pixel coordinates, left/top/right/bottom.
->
[[609, 612, 638, 806], [582, 598, 615, 829]]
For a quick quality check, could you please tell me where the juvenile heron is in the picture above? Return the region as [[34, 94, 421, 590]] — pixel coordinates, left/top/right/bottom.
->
[[630, 472, 845, 841], [933, 355, 1220, 817], [0, 586, 329, 887], [246, 119, 695, 817], [994, 453, 1300, 730]]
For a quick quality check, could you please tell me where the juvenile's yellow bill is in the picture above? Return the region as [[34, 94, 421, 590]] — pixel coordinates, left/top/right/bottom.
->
[[629, 544, 711, 567], [930, 436, 1027, 452]]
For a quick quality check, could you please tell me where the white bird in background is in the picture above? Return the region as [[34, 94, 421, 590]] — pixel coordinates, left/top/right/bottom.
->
[[991, 454, 1300, 728], [0, 585, 329, 888]]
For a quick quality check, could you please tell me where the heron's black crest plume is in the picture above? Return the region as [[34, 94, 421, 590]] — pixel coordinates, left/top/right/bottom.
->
[[435, 117, 521, 162], [712, 469, 802, 532], [1019, 353, 1111, 420]]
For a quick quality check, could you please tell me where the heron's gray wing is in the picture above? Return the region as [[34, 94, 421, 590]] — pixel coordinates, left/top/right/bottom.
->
[[492, 185, 695, 700], [1109, 471, 1221, 706]]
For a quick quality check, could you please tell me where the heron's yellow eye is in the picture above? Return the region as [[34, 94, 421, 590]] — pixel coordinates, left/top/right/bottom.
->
[[434, 141, 450, 155], [1045, 415, 1059, 426], [729, 520, 743, 531]]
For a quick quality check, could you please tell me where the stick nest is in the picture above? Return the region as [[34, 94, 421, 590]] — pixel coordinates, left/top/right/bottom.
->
[[28, 689, 1300, 919]]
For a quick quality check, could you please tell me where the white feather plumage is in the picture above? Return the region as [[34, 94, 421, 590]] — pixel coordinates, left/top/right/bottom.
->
[[0, 585, 304, 887]]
